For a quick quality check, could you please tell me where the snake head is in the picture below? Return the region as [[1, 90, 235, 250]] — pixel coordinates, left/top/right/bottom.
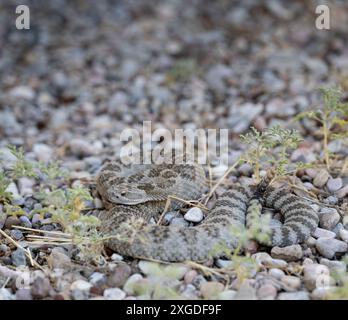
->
[[106, 184, 148, 205]]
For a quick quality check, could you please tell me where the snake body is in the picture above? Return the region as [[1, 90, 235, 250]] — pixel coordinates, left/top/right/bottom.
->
[[97, 159, 319, 262]]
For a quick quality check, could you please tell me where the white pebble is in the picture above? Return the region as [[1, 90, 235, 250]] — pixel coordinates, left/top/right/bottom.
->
[[184, 207, 204, 223], [339, 229, 348, 243], [70, 280, 92, 292], [103, 288, 126, 300], [327, 178, 343, 193], [316, 238, 348, 259], [312, 228, 336, 239]]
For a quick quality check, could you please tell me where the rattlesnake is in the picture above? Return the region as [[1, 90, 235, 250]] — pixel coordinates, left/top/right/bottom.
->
[[96, 157, 319, 262]]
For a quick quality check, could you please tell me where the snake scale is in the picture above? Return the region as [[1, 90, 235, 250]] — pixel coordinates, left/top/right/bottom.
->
[[96, 157, 319, 262]]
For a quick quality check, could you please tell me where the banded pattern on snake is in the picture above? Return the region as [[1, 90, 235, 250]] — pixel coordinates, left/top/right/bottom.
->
[[96, 159, 319, 262]]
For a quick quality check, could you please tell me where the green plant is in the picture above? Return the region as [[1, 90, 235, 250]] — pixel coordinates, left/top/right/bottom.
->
[[6, 145, 38, 179], [0, 171, 13, 203], [296, 87, 348, 169], [166, 58, 198, 82], [240, 126, 303, 182]]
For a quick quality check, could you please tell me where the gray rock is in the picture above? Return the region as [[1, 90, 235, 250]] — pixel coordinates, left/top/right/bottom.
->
[[257, 284, 277, 300], [339, 229, 348, 242], [324, 196, 338, 205], [278, 291, 309, 300], [327, 178, 343, 193], [31, 274, 52, 299], [0, 288, 14, 300], [110, 253, 123, 261], [181, 284, 199, 299], [280, 275, 301, 291], [271, 245, 303, 262], [217, 290, 236, 300], [313, 169, 330, 188], [170, 217, 189, 227], [228, 103, 263, 133], [9, 86, 35, 100], [10, 229, 23, 240], [15, 288, 32, 300], [70, 280, 92, 300], [108, 263, 132, 287], [316, 238, 348, 259], [33, 144, 53, 163], [11, 248, 27, 267], [311, 287, 332, 300], [319, 258, 346, 274], [252, 252, 288, 269], [123, 274, 143, 295], [48, 248, 71, 269], [269, 268, 285, 280], [103, 288, 126, 300], [305, 236, 317, 247], [336, 185, 348, 199], [5, 182, 20, 199], [184, 207, 204, 223], [17, 177, 35, 196], [312, 228, 336, 239], [234, 280, 257, 300], [19, 215, 32, 228], [69, 138, 96, 157], [303, 263, 330, 291], [200, 281, 224, 299], [319, 208, 340, 230]]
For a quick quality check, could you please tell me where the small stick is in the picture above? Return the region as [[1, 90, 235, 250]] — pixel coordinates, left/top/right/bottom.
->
[[202, 158, 240, 205], [0, 229, 44, 271]]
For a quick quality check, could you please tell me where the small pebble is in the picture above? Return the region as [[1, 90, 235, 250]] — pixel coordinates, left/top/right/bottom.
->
[[336, 185, 348, 199], [89, 272, 107, 287], [339, 229, 348, 242], [319, 258, 347, 274], [252, 252, 288, 269], [312, 228, 336, 239], [184, 270, 198, 284], [257, 284, 277, 300], [278, 291, 309, 300], [217, 290, 237, 300], [319, 208, 340, 230], [316, 238, 348, 259], [271, 245, 303, 262], [0, 288, 14, 300], [269, 268, 285, 280], [184, 207, 204, 223], [311, 287, 332, 300], [110, 253, 123, 261], [19, 216, 32, 228], [327, 178, 343, 193], [281, 275, 301, 291], [108, 263, 132, 288], [303, 263, 330, 291], [313, 169, 330, 188], [170, 217, 189, 227], [11, 248, 27, 267], [10, 229, 23, 240], [123, 274, 143, 295], [200, 281, 224, 299], [234, 280, 257, 300], [103, 288, 126, 300], [31, 275, 52, 299]]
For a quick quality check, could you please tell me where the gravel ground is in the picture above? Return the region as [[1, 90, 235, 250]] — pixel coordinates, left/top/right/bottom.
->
[[0, 0, 348, 300]]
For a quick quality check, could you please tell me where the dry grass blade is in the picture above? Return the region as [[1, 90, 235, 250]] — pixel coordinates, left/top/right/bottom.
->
[[202, 158, 240, 205], [0, 229, 44, 271], [13, 225, 71, 237]]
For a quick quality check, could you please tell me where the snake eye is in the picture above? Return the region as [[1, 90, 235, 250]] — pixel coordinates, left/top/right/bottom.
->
[[120, 191, 126, 196]]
